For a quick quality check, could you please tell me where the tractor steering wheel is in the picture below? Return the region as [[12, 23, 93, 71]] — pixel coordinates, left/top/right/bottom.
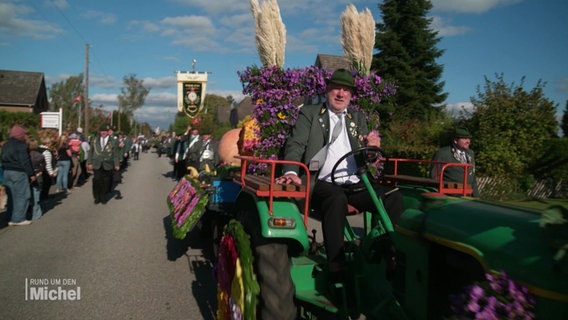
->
[[331, 146, 385, 186]]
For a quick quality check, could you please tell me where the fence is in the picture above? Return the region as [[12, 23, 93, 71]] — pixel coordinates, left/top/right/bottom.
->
[[477, 177, 567, 200]]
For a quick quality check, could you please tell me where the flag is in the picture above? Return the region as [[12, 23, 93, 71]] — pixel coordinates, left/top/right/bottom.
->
[[105, 110, 113, 121], [72, 95, 82, 104]]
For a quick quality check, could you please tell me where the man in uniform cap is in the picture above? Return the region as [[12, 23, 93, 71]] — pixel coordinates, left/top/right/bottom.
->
[[275, 69, 404, 286], [430, 127, 479, 197], [87, 124, 120, 204]]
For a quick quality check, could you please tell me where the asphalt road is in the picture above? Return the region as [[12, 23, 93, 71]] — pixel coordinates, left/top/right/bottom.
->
[[0, 151, 217, 320]]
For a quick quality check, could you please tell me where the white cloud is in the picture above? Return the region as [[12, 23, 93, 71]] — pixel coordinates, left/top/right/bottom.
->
[[430, 16, 470, 37], [91, 93, 118, 105], [90, 74, 118, 90], [44, 0, 69, 10], [161, 15, 214, 29], [82, 10, 117, 25], [145, 92, 177, 106], [445, 102, 474, 116], [431, 0, 522, 14], [0, 2, 63, 40], [142, 76, 176, 90], [174, 0, 249, 14]]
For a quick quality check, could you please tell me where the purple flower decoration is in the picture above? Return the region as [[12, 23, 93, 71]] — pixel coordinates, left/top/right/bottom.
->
[[451, 270, 536, 319]]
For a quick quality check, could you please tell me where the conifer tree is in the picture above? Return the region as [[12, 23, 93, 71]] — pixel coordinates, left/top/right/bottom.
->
[[372, 0, 447, 121]]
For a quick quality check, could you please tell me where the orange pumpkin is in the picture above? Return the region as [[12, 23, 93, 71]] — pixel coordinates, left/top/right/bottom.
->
[[218, 128, 242, 166]]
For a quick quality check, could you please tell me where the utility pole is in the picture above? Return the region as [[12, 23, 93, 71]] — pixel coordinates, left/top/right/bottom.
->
[[84, 44, 90, 135]]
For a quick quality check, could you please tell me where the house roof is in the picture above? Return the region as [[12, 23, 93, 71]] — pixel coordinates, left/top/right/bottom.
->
[[0, 69, 45, 107], [314, 53, 352, 72]]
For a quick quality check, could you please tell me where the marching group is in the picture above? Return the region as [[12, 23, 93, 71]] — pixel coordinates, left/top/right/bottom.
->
[[161, 124, 219, 182], [0, 123, 143, 226]]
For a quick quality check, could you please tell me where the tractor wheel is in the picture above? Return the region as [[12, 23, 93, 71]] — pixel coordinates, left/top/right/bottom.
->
[[254, 242, 296, 320]]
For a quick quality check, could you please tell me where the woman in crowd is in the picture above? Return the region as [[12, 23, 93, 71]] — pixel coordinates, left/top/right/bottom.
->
[[55, 134, 72, 193], [26, 134, 45, 220], [38, 135, 58, 201]]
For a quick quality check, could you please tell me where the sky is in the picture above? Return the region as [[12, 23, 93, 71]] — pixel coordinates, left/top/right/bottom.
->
[[1, 0, 567, 132]]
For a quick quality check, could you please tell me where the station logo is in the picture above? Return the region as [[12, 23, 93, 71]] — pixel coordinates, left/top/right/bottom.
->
[[25, 278, 81, 301]]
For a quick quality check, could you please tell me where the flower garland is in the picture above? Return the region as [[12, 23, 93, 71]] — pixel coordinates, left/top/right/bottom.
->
[[167, 177, 209, 239], [238, 65, 395, 174], [450, 270, 536, 319], [216, 220, 260, 320]]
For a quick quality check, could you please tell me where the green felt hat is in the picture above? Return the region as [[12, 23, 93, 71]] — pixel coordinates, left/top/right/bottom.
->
[[327, 69, 355, 88], [454, 127, 471, 138]]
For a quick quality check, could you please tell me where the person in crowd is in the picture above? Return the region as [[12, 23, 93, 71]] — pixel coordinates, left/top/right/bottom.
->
[[197, 131, 218, 172], [185, 128, 201, 171], [118, 133, 132, 171], [68, 132, 82, 189], [230, 105, 239, 128], [79, 134, 91, 182], [38, 136, 58, 201], [1, 124, 36, 226], [87, 124, 120, 204], [76, 127, 85, 141], [55, 134, 72, 194], [430, 127, 479, 197], [26, 134, 45, 220], [275, 69, 404, 283], [174, 125, 193, 180], [131, 138, 141, 160]]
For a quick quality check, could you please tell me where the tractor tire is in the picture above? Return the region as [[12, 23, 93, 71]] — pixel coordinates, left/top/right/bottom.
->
[[254, 242, 296, 320]]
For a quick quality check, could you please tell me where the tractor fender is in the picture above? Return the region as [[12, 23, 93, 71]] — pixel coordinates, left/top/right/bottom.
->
[[234, 190, 309, 255]]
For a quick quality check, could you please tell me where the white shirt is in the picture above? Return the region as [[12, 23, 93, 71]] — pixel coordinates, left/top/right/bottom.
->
[[318, 111, 359, 184]]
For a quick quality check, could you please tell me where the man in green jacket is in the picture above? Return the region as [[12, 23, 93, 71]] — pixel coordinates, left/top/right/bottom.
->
[[276, 69, 403, 281], [87, 124, 121, 204], [430, 127, 480, 197]]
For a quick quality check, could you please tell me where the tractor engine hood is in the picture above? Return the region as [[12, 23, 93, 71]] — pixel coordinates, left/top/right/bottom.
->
[[397, 193, 568, 302]]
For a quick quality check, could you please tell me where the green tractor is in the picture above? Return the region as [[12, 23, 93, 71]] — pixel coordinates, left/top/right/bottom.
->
[[214, 147, 568, 319]]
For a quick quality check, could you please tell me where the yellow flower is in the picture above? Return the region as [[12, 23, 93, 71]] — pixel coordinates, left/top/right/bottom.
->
[[277, 111, 286, 120]]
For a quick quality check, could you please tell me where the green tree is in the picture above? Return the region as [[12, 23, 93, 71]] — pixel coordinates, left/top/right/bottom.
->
[[372, 0, 447, 121], [48, 74, 84, 132], [117, 74, 150, 133], [561, 100, 568, 137], [466, 74, 558, 180]]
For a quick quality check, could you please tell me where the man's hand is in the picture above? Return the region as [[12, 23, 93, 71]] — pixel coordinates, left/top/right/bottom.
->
[[275, 173, 301, 185], [364, 130, 381, 148]]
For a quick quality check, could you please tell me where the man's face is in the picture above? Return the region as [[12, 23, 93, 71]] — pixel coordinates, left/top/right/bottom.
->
[[100, 130, 108, 138], [325, 83, 352, 113], [191, 129, 199, 136], [454, 137, 471, 151]]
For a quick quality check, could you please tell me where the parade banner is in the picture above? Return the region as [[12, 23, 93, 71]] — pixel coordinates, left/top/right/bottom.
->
[[177, 71, 208, 118]]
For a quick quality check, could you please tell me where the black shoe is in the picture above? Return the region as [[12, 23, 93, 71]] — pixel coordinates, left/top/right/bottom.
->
[[94, 200, 100, 204]]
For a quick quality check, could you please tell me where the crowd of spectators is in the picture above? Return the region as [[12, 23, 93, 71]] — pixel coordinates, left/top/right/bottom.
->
[[0, 123, 143, 226]]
